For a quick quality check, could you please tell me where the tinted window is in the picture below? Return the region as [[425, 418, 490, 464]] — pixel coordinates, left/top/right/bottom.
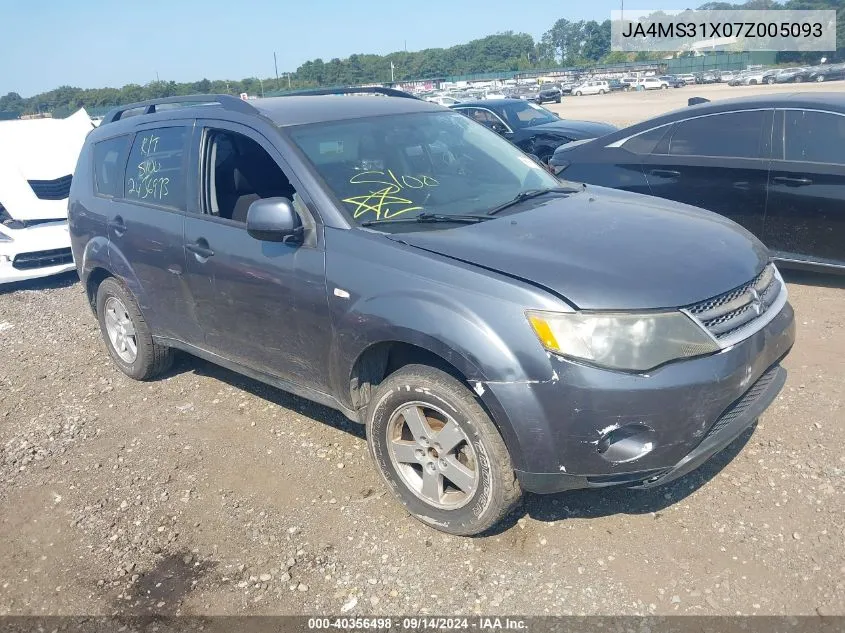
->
[[622, 125, 671, 155], [668, 111, 766, 158], [784, 110, 845, 165], [124, 127, 188, 210], [93, 136, 130, 198]]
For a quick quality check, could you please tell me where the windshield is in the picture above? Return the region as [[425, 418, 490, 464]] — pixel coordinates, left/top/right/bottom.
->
[[288, 111, 560, 227], [492, 100, 558, 129]]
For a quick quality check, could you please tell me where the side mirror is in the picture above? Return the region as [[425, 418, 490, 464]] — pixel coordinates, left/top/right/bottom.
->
[[246, 197, 303, 243]]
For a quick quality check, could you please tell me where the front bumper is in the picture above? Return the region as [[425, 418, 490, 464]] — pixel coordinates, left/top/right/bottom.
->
[[0, 221, 75, 285], [484, 302, 795, 493]]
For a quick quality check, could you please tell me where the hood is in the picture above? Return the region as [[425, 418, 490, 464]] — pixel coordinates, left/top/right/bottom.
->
[[389, 187, 769, 310], [0, 108, 93, 220], [532, 119, 617, 140]]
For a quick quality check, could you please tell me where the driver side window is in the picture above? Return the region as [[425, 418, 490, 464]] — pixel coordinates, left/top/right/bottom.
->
[[202, 129, 298, 224]]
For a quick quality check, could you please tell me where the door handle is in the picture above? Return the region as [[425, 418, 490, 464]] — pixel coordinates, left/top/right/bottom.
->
[[649, 169, 681, 178], [186, 241, 214, 259], [772, 176, 812, 187], [107, 216, 127, 236]]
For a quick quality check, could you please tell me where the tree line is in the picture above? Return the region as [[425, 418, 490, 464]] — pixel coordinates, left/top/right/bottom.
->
[[2, 0, 843, 118]]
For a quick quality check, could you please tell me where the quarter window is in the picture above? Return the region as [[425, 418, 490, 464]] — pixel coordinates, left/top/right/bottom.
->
[[621, 125, 671, 155], [93, 136, 130, 198], [667, 111, 767, 159], [123, 127, 188, 210], [784, 110, 845, 165]]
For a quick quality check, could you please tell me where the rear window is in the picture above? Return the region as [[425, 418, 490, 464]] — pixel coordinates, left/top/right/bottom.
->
[[123, 127, 188, 210], [93, 136, 130, 198]]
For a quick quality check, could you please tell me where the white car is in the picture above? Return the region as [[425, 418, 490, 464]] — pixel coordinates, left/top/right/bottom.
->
[[636, 77, 670, 90], [677, 73, 697, 84], [572, 80, 610, 96], [426, 95, 462, 106], [0, 109, 94, 285]]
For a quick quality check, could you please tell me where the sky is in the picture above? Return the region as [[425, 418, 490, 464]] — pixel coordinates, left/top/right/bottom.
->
[[1, 0, 694, 97]]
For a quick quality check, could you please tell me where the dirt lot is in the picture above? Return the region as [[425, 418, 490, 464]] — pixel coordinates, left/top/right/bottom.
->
[[1, 84, 844, 618]]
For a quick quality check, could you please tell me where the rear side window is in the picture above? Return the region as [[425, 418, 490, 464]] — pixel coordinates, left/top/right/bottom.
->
[[93, 136, 130, 198], [124, 127, 188, 210], [668, 111, 767, 159], [784, 110, 845, 165]]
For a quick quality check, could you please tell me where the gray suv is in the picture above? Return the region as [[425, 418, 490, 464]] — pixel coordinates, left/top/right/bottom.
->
[[68, 91, 795, 535]]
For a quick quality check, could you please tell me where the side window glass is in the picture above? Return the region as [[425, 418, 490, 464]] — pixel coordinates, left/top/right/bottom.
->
[[124, 127, 188, 210], [93, 136, 130, 198], [622, 125, 671, 155], [204, 129, 297, 224], [784, 110, 845, 165], [669, 111, 766, 159]]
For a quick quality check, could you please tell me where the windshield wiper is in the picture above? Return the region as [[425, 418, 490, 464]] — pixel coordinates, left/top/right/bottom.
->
[[487, 186, 582, 216], [360, 212, 491, 227]]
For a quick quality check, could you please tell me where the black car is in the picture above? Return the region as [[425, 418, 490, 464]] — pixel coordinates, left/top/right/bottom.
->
[[535, 86, 562, 104], [807, 63, 845, 82], [68, 90, 794, 536], [659, 75, 686, 88], [607, 79, 627, 92], [549, 93, 845, 271], [773, 67, 810, 83], [452, 99, 616, 162]]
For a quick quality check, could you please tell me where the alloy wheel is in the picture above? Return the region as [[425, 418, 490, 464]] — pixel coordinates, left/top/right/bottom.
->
[[386, 401, 479, 510], [104, 296, 138, 363]]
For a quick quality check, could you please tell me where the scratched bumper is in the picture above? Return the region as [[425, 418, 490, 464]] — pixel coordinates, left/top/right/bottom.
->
[[483, 302, 795, 492]]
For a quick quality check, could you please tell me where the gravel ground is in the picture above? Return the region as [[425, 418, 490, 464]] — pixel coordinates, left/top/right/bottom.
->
[[1, 86, 844, 617]]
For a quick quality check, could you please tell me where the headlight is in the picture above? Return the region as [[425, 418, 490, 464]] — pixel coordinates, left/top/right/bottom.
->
[[526, 310, 719, 372]]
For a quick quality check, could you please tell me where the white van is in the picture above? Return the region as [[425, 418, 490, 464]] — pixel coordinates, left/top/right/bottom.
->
[[572, 80, 610, 96]]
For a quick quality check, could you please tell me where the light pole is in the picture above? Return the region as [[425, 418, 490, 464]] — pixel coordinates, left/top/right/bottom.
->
[[390, 61, 395, 83], [258, 77, 264, 97]]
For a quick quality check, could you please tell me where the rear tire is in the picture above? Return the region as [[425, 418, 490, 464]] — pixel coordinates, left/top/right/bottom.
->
[[575, 91, 582, 96], [366, 365, 521, 536], [96, 277, 174, 381], [598, 89, 605, 95], [555, 97, 561, 103], [816, 75, 825, 82]]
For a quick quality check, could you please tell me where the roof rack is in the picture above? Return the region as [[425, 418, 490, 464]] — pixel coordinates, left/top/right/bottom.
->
[[102, 94, 257, 125], [278, 86, 419, 100]]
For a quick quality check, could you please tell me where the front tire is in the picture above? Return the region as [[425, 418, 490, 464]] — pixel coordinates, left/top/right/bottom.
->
[[575, 91, 582, 96], [96, 277, 174, 381], [816, 75, 825, 82], [366, 365, 521, 536], [598, 89, 605, 95]]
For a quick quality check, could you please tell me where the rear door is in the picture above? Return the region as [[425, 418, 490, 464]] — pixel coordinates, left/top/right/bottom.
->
[[764, 108, 845, 265], [641, 109, 773, 238], [107, 123, 192, 340]]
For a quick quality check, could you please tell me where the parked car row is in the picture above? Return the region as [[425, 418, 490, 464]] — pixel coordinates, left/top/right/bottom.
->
[[728, 63, 845, 86]]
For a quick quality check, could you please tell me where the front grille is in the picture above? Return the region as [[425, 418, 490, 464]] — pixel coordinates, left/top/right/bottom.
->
[[28, 175, 72, 200], [686, 264, 782, 341], [703, 366, 779, 440], [12, 247, 73, 270]]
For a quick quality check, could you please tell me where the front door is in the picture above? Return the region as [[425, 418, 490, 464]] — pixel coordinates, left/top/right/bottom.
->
[[181, 120, 332, 391], [764, 108, 845, 265], [641, 109, 773, 239]]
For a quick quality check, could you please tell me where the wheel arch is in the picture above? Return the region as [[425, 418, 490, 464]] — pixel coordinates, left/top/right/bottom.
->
[[347, 339, 527, 470]]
